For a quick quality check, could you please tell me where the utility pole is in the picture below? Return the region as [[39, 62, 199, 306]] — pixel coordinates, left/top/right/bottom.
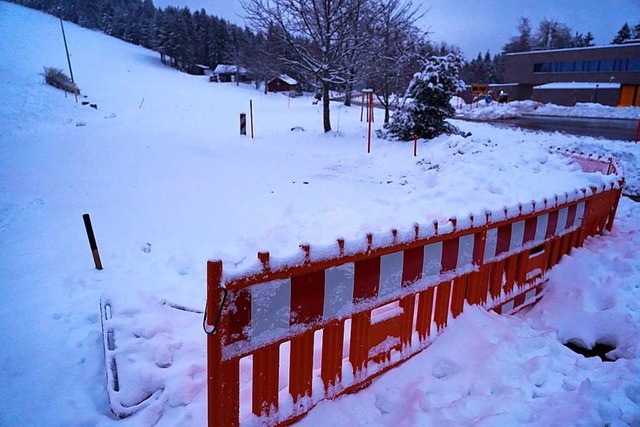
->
[[60, 17, 75, 84]]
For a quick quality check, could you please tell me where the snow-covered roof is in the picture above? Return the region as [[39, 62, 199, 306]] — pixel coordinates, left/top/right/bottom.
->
[[270, 74, 298, 85], [534, 82, 621, 90], [213, 64, 248, 74]]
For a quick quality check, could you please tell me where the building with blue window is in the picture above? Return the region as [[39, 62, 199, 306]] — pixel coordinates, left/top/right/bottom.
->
[[500, 41, 640, 106]]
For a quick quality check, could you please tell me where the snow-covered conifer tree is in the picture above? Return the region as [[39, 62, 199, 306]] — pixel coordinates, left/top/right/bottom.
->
[[385, 52, 465, 141]]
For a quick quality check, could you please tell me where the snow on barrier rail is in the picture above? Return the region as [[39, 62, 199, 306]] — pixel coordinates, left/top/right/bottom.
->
[[204, 149, 624, 426]]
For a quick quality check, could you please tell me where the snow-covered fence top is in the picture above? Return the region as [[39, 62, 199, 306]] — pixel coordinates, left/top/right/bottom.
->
[[204, 149, 623, 427]]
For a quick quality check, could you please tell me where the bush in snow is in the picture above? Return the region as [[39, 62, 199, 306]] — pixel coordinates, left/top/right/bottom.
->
[[42, 67, 80, 94], [384, 53, 465, 141]]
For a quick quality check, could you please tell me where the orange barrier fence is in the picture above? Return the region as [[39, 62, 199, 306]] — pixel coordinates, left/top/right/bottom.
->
[[204, 149, 624, 426]]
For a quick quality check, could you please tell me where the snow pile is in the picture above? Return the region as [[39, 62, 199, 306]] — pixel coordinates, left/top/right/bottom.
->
[[1, 3, 639, 426], [457, 99, 640, 120]]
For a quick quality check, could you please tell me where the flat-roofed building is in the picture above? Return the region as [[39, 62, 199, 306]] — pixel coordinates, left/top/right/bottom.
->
[[502, 41, 640, 106]]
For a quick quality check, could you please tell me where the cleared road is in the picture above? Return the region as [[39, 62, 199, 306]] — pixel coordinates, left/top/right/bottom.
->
[[483, 115, 638, 141]]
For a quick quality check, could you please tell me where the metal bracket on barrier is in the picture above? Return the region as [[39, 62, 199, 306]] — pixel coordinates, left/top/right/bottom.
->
[[203, 287, 228, 335]]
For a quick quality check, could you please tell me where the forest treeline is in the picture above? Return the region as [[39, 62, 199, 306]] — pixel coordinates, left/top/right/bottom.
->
[[9, 1, 640, 93]]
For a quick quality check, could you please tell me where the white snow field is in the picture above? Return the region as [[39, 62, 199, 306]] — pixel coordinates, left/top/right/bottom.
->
[[1, 2, 639, 426]]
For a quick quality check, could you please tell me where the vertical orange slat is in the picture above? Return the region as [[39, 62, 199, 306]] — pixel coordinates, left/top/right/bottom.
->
[[399, 295, 415, 347], [570, 228, 579, 250], [560, 234, 571, 258], [606, 189, 622, 231], [252, 344, 280, 417], [540, 241, 552, 274], [477, 268, 491, 304], [349, 312, 371, 376], [208, 261, 240, 427], [576, 227, 586, 247], [503, 256, 517, 295], [489, 261, 503, 299], [415, 288, 434, 341], [464, 272, 476, 305], [549, 238, 562, 267], [450, 275, 467, 318], [434, 281, 451, 330], [321, 320, 344, 394], [515, 252, 528, 288], [289, 331, 314, 404]]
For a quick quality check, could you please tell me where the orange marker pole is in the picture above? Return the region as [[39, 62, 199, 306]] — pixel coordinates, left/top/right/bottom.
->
[[367, 94, 372, 154]]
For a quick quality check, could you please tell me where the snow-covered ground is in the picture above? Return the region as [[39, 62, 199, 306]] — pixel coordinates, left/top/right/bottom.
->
[[1, 2, 639, 426]]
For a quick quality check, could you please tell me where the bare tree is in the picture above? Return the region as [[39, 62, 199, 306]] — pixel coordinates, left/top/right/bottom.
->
[[241, 0, 376, 132], [367, 0, 426, 123]]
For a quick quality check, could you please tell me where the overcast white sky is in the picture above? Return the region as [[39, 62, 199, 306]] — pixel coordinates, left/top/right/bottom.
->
[[153, 0, 640, 58]]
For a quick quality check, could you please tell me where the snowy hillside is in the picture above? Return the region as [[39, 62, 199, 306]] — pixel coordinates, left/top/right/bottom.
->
[[1, 2, 639, 426]]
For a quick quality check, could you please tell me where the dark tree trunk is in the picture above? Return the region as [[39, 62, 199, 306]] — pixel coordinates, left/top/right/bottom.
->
[[322, 83, 331, 132], [344, 83, 352, 106], [383, 93, 391, 123]]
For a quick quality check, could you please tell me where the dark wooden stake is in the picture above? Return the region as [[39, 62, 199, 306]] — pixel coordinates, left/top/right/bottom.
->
[[83, 213, 103, 270]]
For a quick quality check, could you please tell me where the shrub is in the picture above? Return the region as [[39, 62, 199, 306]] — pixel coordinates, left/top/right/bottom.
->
[[42, 67, 80, 94]]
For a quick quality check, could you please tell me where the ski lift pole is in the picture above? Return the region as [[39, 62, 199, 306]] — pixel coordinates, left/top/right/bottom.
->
[[60, 18, 75, 85], [250, 100, 254, 139]]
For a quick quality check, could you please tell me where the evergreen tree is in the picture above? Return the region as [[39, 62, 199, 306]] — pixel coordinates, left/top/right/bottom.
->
[[503, 17, 532, 53], [634, 22, 640, 39], [492, 54, 504, 83], [613, 23, 632, 44], [575, 31, 595, 47], [384, 52, 465, 141]]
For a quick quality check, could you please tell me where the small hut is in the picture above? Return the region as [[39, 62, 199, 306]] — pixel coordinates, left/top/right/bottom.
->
[[212, 64, 251, 83], [186, 64, 211, 76], [267, 74, 299, 93]]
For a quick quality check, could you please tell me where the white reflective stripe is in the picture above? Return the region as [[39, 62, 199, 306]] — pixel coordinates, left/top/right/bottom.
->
[[323, 263, 355, 319], [575, 202, 585, 225], [524, 289, 537, 302], [484, 228, 498, 262], [379, 251, 404, 297], [534, 214, 548, 242], [501, 300, 515, 314], [422, 241, 442, 281], [510, 220, 525, 251], [557, 207, 569, 233], [251, 278, 291, 338], [457, 234, 475, 270]]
